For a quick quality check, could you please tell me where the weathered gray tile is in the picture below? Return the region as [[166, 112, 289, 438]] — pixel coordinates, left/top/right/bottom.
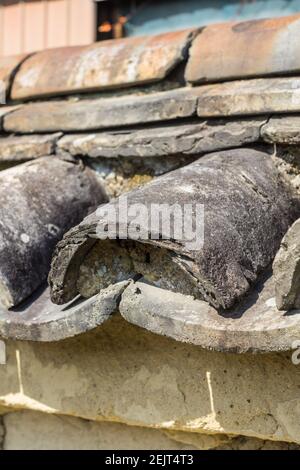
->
[[58, 118, 265, 158], [197, 78, 300, 117], [261, 116, 300, 144], [119, 276, 300, 353], [0, 157, 107, 309], [0, 133, 61, 162], [0, 282, 128, 342], [4, 87, 200, 133], [48, 148, 297, 310]]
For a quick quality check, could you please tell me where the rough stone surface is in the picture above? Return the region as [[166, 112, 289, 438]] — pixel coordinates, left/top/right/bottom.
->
[[58, 118, 265, 159], [4, 87, 201, 133], [0, 105, 21, 130], [120, 275, 300, 353], [49, 149, 299, 310], [197, 78, 300, 117], [186, 15, 300, 84], [3, 410, 299, 450], [11, 29, 196, 100], [0, 54, 28, 97], [8, 78, 300, 134], [1, 320, 300, 443], [0, 133, 61, 162], [261, 116, 300, 144], [2, 410, 204, 450], [0, 157, 107, 309], [273, 218, 300, 310]]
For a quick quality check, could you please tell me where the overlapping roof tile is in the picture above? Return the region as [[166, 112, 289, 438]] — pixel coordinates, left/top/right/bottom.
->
[[11, 29, 196, 100], [0, 13, 300, 351], [186, 14, 300, 83]]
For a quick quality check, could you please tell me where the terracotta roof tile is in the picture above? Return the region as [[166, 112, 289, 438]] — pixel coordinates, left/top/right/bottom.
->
[[11, 29, 196, 100], [186, 14, 300, 84], [0, 54, 29, 98]]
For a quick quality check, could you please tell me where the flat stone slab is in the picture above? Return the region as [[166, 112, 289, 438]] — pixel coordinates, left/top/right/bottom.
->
[[0, 133, 61, 162], [0, 281, 129, 342], [0, 105, 22, 130], [120, 275, 300, 353], [261, 116, 300, 144], [11, 29, 196, 100], [186, 15, 300, 84], [4, 87, 201, 133], [197, 78, 300, 117], [0, 54, 28, 98], [57, 118, 265, 158], [6, 77, 300, 134]]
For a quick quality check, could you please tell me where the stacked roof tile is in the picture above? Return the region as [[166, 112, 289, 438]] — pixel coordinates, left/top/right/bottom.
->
[[0, 14, 300, 353]]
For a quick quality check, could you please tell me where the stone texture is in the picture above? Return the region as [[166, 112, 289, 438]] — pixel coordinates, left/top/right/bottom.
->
[[273, 218, 300, 310], [49, 149, 299, 310], [0, 54, 28, 98], [261, 116, 300, 144], [11, 29, 196, 100], [7, 77, 300, 133], [3, 410, 299, 450], [0, 105, 21, 130], [4, 88, 201, 134], [58, 118, 265, 159], [0, 157, 107, 309], [119, 275, 300, 353], [186, 15, 300, 84], [0, 133, 61, 162], [1, 319, 300, 443], [3, 410, 218, 450], [197, 78, 300, 117]]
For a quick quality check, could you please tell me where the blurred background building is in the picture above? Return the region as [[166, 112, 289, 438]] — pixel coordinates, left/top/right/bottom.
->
[[1, 0, 300, 57]]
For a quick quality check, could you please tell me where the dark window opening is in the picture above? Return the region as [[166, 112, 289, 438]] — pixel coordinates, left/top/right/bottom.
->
[[96, 0, 144, 41]]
